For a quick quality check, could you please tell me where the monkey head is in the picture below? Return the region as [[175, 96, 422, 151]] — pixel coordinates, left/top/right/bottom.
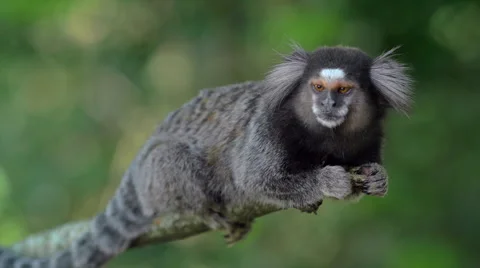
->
[[303, 47, 377, 129], [264, 44, 413, 132]]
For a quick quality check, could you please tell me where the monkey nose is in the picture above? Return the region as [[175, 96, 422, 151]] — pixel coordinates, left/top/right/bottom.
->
[[321, 98, 336, 108]]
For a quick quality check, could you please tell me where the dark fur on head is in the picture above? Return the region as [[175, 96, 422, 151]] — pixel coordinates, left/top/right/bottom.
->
[[264, 43, 413, 131]]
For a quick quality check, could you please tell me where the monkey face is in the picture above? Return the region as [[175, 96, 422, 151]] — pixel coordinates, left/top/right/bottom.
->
[[302, 47, 375, 129], [293, 71, 374, 132], [308, 69, 360, 128]]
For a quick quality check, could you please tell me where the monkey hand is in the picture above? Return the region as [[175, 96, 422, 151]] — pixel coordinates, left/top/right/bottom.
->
[[292, 165, 353, 214], [353, 163, 388, 197], [318, 165, 355, 200]]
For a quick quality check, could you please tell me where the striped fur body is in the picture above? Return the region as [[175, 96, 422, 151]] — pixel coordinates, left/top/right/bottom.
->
[[0, 44, 412, 268], [0, 82, 267, 268]]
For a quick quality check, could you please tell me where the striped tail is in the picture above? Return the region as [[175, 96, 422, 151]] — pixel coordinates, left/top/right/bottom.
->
[[0, 170, 155, 268]]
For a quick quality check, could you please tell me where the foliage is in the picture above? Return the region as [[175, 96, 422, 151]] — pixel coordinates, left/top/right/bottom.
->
[[1, 0, 479, 267]]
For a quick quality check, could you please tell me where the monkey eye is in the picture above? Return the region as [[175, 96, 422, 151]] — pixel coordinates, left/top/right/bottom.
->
[[313, 84, 324, 91], [338, 87, 352, 94]]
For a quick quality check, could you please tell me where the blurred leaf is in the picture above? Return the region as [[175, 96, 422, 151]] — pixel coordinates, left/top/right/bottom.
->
[[0, 167, 10, 215], [387, 238, 460, 268], [0, 218, 27, 245], [0, 0, 70, 23]]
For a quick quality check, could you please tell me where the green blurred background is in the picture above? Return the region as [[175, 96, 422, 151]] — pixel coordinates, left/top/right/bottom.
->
[[1, 0, 479, 267]]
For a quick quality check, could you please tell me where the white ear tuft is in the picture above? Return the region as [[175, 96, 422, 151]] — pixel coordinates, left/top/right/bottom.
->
[[264, 41, 309, 110], [370, 47, 414, 115]]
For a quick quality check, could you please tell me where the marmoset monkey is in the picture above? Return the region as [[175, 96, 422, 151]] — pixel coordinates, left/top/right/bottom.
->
[[0, 43, 413, 268]]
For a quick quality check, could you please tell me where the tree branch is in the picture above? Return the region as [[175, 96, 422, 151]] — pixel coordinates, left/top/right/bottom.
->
[[9, 171, 366, 259]]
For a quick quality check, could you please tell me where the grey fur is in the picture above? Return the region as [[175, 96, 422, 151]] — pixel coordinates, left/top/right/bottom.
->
[[264, 42, 309, 111], [370, 47, 414, 114], [0, 43, 412, 268]]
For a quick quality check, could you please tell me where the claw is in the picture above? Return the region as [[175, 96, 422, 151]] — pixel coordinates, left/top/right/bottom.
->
[[224, 222, 252, 247], [202, 209, 252, 246], [297, 199, 323, 214]]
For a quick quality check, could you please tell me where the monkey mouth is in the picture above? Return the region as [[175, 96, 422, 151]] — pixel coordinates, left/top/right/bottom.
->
[[312, 106, 349, 128], [313, 107, 348, 128], [315, 115, 345, 128]]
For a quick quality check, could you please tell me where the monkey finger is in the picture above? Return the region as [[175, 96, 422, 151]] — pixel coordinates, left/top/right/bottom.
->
[[224, 222, 252, 247], [364, 179, 387, 189], [202, 209, 232, 231], [363, 184, 388, 196], [360, 166, 374, 176], [365, 177, 387, 183], [297, 199, 323, 214], [360, 163, 386, 176], [353, 179, 366, 188], [362, 178, 388, 196]]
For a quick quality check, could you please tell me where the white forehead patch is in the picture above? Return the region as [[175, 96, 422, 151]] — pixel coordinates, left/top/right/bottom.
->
[[319, 68, 345, 80]]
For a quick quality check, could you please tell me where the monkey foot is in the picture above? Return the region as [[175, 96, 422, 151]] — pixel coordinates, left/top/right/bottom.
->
[[223, 221, 252, 246], [295, 199, 323, 214], [202, 210, 252, 247], [354, 163, 388, 197]]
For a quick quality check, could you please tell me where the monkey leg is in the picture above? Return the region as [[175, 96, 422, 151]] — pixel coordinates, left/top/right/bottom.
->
[[138, 138, 252, 246]]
